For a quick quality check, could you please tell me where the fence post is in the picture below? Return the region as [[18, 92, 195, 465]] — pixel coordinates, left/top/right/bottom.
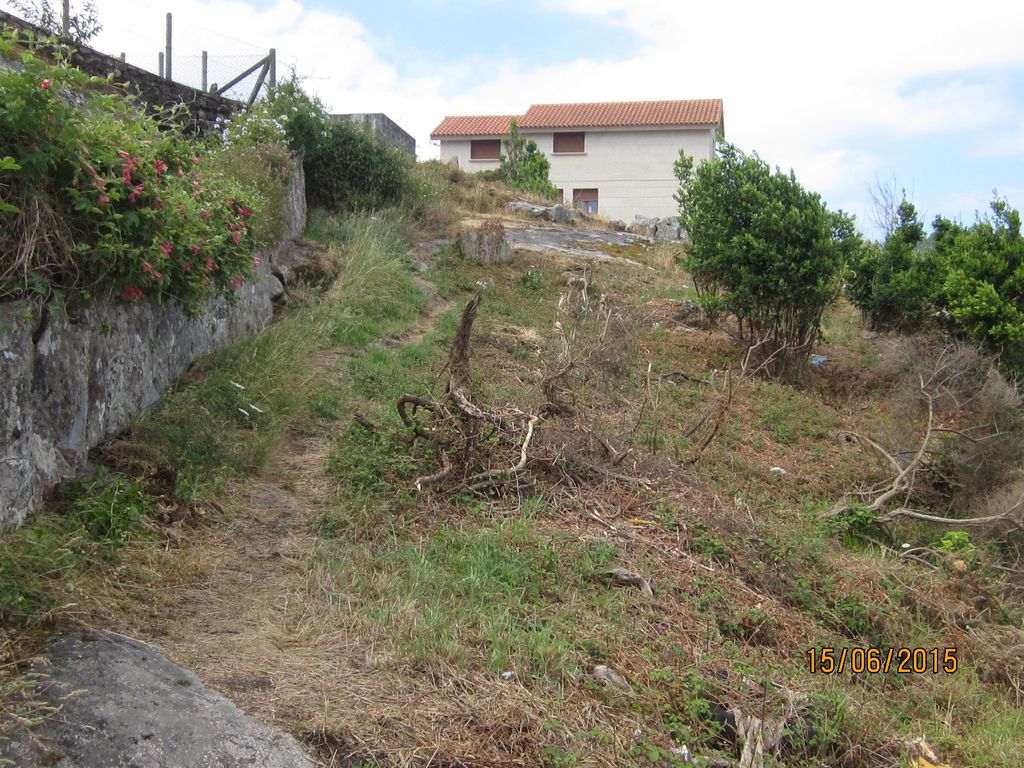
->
[[269, 48, 276, 90], [165, 13, 172, 81], [158, 51, 164, 78], [201, 51, 208, 91], [61, 0, 69, 36]]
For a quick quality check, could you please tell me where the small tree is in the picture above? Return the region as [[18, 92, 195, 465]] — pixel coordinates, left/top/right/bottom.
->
[[675, 141, 860, 381], [495, 119, 558, 199], [933, 199, 1024, 375], [846, 198, 936, 331], [9, 0, 101, 43]]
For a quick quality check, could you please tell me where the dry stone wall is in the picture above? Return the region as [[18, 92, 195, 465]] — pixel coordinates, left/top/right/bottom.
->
[[0, 10, 239, 134], [0, 164, 306, 530]]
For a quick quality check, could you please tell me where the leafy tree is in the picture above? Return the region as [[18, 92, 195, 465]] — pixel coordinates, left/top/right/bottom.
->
[[9, 0, 101, 43], [304, 120, 411, 211], [933, 199, 1024, 375], [846, 198, 937, 331], [675, 141, 860, 381], [493, 119, 558, 199]]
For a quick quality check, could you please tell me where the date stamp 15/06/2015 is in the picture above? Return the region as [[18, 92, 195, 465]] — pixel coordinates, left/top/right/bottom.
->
[[806, 647, 958, 675]]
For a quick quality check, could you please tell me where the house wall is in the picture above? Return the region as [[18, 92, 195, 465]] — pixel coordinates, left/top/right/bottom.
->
[[529, 126, 716, 221], [438, 138, 502, 173]]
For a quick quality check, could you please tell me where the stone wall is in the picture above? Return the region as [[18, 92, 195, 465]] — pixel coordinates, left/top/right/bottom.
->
[[0, 164, 306, 531], [334, 113, 417, 157], [0, 10, 240, 134]]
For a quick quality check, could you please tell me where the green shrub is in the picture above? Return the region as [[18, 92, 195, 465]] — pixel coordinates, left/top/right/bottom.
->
[[675, 141, 861, 380], [219, 74, 331, 158], [204, 141, 294, 247], [304, 120, 412, 211], [0, 29, 259, 312], [933, 200, 1024, 375], [850, 196, 1024, 377], [485, 118, 558, 199], [846, 199, 937, 331]]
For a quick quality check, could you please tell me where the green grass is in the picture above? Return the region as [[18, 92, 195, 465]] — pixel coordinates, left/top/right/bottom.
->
[[754, 381, 836, 444], [0, 207, 426, 646], [310, 514, 628, 680]]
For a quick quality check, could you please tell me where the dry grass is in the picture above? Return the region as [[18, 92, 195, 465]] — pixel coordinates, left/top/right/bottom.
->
[[5, 200, 1024, 768]]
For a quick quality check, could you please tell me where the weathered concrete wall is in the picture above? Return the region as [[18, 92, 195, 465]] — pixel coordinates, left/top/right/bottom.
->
[[0, 10, 240, 134], [334, 113, 416, 156], [0, 165, 306, 531]]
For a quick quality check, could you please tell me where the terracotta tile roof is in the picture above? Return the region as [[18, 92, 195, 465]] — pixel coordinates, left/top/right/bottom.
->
[[518, 99, 723, 129], [430, 114, 518, 138]]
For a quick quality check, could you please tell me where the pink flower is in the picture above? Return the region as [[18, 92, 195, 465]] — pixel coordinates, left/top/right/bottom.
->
[[153, 160, 166, 175], [252, 256, 261, 269], [143, 262, 154, 273], [161, 242, 173, 256], [177, 168, 185, 177], [93, 176, 106, 189], [191, 243, 202, 255], [200, 210, 212, 220], [128, 183, 145, 202], [206, 257, 215, 271], [239, 207, 251, 219], [40, 79, 51, 90], [232, 277, 242, 290], [117, 150, 130, 160], [122, 167, 133, 184], [231, 232, 241, 245], [97, 194, 110, 205], [120, 285, 144, 301]]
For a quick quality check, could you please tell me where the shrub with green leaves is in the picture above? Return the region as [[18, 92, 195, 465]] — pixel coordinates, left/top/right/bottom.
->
[[849, 196, 1024, 376], [933, 200, 1024, 375], [846, 199, 937, 331], [0, 29, 259, 312], [304, 120, 412, 211], [484, 118, 558, 199], [675, 140, 861, 381]]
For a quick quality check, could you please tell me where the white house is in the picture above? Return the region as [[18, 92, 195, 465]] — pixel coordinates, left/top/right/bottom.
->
[[430, 99, 724, 222]]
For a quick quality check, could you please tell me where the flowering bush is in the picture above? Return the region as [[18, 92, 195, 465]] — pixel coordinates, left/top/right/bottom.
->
[[0, 29, 258, 313]]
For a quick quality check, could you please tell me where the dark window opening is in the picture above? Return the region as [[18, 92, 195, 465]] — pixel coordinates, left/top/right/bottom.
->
[[553, 132, 585, 153], [470, 139, 501, 160]]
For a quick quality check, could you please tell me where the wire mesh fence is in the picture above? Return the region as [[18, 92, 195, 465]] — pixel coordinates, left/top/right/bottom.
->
[[120, 50, 272, 103]]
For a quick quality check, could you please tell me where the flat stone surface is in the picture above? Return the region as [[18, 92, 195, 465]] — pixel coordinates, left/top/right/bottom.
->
[[505, 224, 651, 265], [1, 631, 313, 768]]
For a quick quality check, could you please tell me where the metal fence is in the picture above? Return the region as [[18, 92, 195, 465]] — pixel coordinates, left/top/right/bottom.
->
[[118, 13, 276, 105]]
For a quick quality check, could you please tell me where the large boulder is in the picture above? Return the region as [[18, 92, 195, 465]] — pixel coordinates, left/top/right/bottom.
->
[[651, 217, 686, 243], [458, 221, 513, 265], [1, 630, 313, 767]]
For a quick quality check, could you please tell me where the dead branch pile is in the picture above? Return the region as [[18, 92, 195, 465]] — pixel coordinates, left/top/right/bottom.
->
[[831, 344, 1024, 558], [388, 293, 662, 496]]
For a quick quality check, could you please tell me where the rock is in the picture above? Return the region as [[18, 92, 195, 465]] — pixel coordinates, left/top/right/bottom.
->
[[608, 219, 627, 232], [508, 200, 550, 217], [626, 215, 655, 235], [590, 664, 632, 692], [0, 631, 313, 767], [548, 204, 573, 224], [458, 221, 513, 265], [0, 157, 306, 531], [0, 265, 282, 530], [651, 217, 686, 243], [507, 199, 576, 223]]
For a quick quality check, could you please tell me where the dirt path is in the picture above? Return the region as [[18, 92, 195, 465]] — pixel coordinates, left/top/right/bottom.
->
[[102, 278, 479, 766]]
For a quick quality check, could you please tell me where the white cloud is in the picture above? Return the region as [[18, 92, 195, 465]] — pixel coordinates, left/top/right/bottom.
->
[[14, 0, 1020, 221]]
